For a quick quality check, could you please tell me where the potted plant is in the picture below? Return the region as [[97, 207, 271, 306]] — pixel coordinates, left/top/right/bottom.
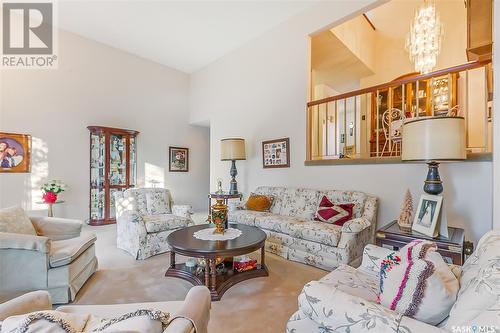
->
[[41, 180, 66, 204]]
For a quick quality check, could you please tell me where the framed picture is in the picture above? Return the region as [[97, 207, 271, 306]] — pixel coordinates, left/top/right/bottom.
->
[[169, 146, 189, 172], [412, 194, 443, 237], [262, 138, 290, 168], [0, 132, 31, 173]]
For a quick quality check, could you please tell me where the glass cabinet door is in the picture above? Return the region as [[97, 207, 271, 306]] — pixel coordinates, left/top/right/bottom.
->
[[90, 133, 106, 187], [129, 137, 137, 186], [109, 134, 127, 185], [90, 188, 105, 220]]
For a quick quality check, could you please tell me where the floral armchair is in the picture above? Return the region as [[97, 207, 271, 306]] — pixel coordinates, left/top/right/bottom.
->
[[287, 230, 500, 333], [114, 188, 194, 259]]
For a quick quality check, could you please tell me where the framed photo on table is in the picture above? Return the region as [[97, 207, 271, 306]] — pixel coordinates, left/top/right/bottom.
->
[[412, 194, 443, 237], [0, 132, 31, 173], [262, 138, 290, 168], [169, 147, 189, 172]]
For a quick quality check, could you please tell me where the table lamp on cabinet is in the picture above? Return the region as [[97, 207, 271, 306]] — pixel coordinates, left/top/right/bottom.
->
[[402, 116, 466, 195]]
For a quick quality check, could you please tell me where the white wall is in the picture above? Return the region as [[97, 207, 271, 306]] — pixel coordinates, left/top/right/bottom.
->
[[0, 28, 210, 220], [190, 0, 493, 243]]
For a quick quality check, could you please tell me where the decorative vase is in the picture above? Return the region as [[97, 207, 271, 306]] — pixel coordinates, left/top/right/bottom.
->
[[42, 192, 58, 204], [211, 197, 227, 234]]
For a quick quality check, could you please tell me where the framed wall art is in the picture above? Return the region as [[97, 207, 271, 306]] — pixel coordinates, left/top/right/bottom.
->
[[169, 146, 189, 172], [262, 138, 290, 168], [0, 132, 31, 173], [412, 194, 443, 237]]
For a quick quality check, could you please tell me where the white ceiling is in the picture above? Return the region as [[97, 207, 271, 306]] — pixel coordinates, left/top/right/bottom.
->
[[56, 1, 319, 73]]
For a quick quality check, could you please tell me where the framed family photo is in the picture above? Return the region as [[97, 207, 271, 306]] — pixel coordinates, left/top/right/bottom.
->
[[169, 147, 189, 172], [0, 132, 31, 173], [412, 194, 443, 237], [262, 138, 290, 168]]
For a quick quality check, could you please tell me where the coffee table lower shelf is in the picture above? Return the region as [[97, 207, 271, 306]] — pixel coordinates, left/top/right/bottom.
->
[[165, 263, 269, 301]]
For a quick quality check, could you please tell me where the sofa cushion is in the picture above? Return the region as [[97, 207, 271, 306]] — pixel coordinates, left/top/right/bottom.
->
[[378, 240, 459, 325], [245, 193, 274, 212], [228, 210, 272, 226], [254, 214, 306, 235], [143, 214, 191, 233], [314, 196, 354, 226], [49, 233, 97, 268], [253, 186, 285, 214], [318, 190, 367, 218], [279, 188, 320, 220], [291, 221, 342, 247], [0, 206, 37, 235]]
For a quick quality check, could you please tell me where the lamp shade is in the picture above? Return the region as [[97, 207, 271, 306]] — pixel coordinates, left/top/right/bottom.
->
[[402, 117, 466, 161], [221, 138, 246, 161]]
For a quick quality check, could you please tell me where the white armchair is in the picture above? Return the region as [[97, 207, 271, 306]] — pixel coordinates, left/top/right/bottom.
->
[[114, 188, 194, 259], [287, 230, 500, 333], [0, 210, 97, 304]]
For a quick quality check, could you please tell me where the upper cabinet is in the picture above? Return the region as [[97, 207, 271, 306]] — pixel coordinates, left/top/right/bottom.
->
[[466, 0, 493, 61]]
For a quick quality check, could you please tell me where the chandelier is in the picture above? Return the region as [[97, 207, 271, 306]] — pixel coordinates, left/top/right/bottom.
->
[[406, 1, 443, 74]]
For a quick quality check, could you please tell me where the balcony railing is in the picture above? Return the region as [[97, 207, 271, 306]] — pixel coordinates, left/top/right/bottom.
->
[[306, 57, 493, 164]]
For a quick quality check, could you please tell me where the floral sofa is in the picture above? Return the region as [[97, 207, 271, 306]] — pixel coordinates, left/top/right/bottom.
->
[[287, 230, 500, 333], [114, 188, 194, 259], [228, 186, 378, 270]]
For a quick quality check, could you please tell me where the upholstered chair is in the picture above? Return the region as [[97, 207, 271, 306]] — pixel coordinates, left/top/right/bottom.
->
[[0, 207, 97, 304], [114, 188, 194, 259]]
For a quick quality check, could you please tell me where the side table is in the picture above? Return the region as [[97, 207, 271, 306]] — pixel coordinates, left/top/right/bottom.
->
[[36, 200, 65, 217], [206, 192, 242, 227], [375, 220, 465, 265]]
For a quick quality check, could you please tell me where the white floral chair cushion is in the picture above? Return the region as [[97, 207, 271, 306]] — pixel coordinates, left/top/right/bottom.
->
[[146, 190, 171, 215], [227, 210, 273, 227]]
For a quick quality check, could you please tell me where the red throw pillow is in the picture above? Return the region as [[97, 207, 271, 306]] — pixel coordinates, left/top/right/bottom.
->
[[314, 196, 354, 226]]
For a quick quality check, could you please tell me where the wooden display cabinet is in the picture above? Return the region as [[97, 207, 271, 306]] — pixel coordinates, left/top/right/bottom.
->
[[87, 126, 139, 225], [370, 73, 457, 157]]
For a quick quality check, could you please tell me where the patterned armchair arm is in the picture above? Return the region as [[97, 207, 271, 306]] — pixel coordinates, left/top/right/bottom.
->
[[298, 281, 446, 333], [172, 204, 193, 219]]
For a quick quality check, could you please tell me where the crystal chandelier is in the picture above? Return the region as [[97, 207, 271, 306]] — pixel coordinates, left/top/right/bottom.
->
[[406, 1, 443, 74]]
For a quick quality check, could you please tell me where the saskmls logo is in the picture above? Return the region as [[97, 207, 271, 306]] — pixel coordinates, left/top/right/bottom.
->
[[2, 1, 58, 68]]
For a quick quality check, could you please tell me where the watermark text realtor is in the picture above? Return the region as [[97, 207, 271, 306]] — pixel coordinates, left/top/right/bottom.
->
[[2, 2, 57, 68]]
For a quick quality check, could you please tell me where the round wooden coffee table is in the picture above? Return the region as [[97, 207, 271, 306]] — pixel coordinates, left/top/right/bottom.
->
[[165, 224, 268, 301]]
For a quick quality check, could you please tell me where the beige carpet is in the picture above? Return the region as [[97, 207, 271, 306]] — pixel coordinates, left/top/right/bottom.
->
[[76, 214, 326, 332]]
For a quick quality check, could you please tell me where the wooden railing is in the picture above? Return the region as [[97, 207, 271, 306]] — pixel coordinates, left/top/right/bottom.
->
[[306, 56, 493, 162]]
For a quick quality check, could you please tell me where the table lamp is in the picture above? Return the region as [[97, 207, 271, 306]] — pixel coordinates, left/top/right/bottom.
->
[[402, 117, 466, 194], [221, 138, 246, 195]]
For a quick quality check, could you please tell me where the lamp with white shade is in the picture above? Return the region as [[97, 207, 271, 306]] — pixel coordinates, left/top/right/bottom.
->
[[402, 116, 466, 194], [221, 138, 246, 195]]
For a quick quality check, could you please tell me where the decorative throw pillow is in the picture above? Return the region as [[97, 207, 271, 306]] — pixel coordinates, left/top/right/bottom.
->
[[314, 196, 354, 226], [146, 191, 171, 215], [245, 193, 274, 212], [0, 206, 36, 235], [378, 240, 459, 325]]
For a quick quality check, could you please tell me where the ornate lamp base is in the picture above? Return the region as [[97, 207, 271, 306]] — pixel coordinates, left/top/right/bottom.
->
[[424, 161, 443, 195]]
